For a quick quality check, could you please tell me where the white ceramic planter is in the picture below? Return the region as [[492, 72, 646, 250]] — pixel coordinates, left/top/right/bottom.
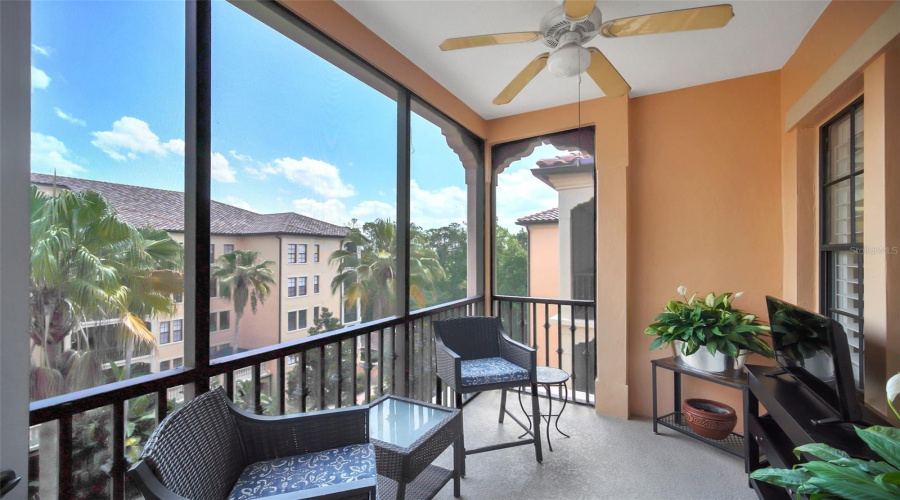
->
[[672, 341, 748, 378]]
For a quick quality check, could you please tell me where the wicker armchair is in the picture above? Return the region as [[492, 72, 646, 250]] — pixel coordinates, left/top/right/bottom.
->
[[128, 387, 376, 500], [433, 316, 542, 475]]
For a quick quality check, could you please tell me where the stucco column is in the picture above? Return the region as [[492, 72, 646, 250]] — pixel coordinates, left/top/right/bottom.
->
[[781, 126, 818, 309], [593, 96, 630, 418], [862, 47, 900, 418], [465, 166, 478, 297]]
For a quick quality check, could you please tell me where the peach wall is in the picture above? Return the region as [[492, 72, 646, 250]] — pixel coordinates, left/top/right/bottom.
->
[[526, 223, 561, 367], [781, 0, 894, 115], [277, 0, 486, 138], [628, 72, 784, 421]]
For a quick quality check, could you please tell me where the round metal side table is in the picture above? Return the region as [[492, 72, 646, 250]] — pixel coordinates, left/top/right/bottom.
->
[[517, 366, 571, 451]]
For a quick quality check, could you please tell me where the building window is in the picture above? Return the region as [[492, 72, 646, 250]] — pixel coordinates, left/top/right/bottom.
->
[[210, 277, 218, 298], [173, 293, 183, 304], [314, 244, 320, 262], [209, 312, 218, 332], [288, 243, 297, 264], [287, 355, 298, 365], [287, 277, 297, 297], [821, 98, 864, 390], [173, 357, 183, 368], [224, 243, 234, 254], [314, 306, 320, 322], [160, 360, 171, 372], [173, 320, 183, 342], [219, 311, 231, 330], [288, 310, 308, 331], [159, 321, 171, 344], [299, 277, 307, 296], [298, 244, 307, 263], [210, 244, 215, 264], [314, 275, 320, 294]]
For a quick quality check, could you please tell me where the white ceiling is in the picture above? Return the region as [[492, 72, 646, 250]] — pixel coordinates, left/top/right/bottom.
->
[[335, 0, 828, 120]]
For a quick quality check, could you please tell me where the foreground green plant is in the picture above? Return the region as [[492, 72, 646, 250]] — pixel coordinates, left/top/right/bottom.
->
[[750, 426, 900, 498], [645, 287, 773, 358]]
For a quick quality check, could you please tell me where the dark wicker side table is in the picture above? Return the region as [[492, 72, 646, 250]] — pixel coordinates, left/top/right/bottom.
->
[[370, 394, 463, 500]]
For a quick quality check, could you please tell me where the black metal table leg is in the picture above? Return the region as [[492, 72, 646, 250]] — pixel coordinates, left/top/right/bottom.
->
[[453, 436, 461, 497], [673, 371, 682, 412], [652, 363, 658, 434], [556, 383, 570, 439], [545, 384, 553, 452]]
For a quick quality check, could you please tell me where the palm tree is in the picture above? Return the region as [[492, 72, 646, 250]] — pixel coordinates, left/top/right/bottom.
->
[[29, 185, 183, 499], [211, 249, 275, 352], [329, 219, 445, 321]]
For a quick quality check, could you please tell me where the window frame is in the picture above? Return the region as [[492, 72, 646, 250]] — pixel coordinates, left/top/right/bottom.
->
[[299, 276, 307, 296], [314, 244, 320, 262], [173, 319, 183, 343], [298, 244, 307, 263], [223, 243, 234, 254], [287, 277, 297, 297], [219, 311, 230, 330], [819, 96, 865, 390], [313, 275, 319, 294], [287, 243, 297, 264], [159, 321, 171, 345]]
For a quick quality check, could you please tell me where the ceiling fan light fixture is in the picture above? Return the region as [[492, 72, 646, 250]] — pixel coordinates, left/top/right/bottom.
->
[[547, 43, 591, 78]]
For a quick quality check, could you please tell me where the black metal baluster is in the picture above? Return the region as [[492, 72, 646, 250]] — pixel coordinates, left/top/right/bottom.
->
[[570, 304, 577, 403], [378, 328, 385, 397], [157, 388, 168, 422], [113, 401, 125, 500], [391, 325, 398, 395], [225, 370, 234, 401], [300, 349, 308, 413], [252, 363, 262, 414], [532, 302, 538, 351], [337, 340, 343, 408], [59, 416, 73, 499], [365, 331, 372, 404], [519, 301, 527, 345], [584, 304, 591, 403], [318, 345, 325, 410], [277, 356, 286, 415], [544, 302, 551, 366], [557, 304, 563, 369]]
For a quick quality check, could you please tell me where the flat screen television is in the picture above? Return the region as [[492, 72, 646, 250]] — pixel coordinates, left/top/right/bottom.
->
[[766, 296, 862, 424]]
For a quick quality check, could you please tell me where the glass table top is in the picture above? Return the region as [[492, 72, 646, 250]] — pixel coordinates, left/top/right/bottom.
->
[[536, 366, 570, 384], [369, 397, 453, 448]]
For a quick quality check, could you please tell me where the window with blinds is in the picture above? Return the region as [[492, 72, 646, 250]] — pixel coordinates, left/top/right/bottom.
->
[[821, 98, 864, 390]]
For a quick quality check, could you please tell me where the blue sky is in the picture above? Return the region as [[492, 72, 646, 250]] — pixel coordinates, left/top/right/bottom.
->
[[31, 0, 559, 230]]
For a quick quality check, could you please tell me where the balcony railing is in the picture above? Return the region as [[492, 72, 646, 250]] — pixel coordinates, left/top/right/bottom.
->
[[28, 296, 484, 500], [493, 295, 596, 405]]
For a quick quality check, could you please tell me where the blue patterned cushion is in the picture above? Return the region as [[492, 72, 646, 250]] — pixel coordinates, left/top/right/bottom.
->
[[227, 444, 376, 500], [460, 357, 530, 387]]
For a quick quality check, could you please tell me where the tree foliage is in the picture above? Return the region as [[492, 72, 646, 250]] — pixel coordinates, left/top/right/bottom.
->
[[495, 225, 528, 297], [211, 249, 276, 351]]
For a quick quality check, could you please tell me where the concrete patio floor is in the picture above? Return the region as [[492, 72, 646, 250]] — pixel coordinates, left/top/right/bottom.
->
[[433, 390, 756, 500]]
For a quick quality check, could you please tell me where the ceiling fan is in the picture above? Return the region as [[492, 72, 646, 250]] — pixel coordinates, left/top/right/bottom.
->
[[439, 0, 734, 105]]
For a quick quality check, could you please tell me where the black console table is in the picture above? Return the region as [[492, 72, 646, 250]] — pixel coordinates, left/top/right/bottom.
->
[[651, 357, 755, 472], [746, 364, 889, 499]]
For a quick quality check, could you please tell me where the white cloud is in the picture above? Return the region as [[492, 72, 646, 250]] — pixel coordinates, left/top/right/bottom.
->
[[31, 132, 86, 176], [271, 157, 356, 198], [31, 66, 51, 90], [293, 198, 348, 226], [229, 150, 253, 162], [32, 44, 51, 56], [91, 116, 170, 161], [410, 180, 467, 229], [495, 167, 557, 229], [211, 152, 236, 183], [351, 200, 395, 222], [53, 107, 86, 126], [224, 196, 257, 213], [162, 139, 184, 156]]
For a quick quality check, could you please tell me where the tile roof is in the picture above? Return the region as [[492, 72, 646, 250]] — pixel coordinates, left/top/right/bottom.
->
[[535, 152, 594, 169], [516, 207, 559, 226], [31, 173, 349, 238]]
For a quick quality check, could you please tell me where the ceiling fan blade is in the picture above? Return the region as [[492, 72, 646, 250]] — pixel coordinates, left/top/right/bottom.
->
[[586, 48, 631, 98], [564, 0, 596, 21], [440, 32, 542, 51], [493, 53, 549, 105], [600, 4, 734, 38]]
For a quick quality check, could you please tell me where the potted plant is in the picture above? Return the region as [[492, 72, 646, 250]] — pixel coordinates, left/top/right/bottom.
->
[[646, 287, 774, 375]]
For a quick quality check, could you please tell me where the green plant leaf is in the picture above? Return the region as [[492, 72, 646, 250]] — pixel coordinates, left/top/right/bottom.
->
[[831, 458, 897, 475], [857, 426, 900, 470], [750, 467, 810, 487], [802, 461, 892, 500], [875, 471, 900, 495], [794, 443, 850, 462], [649, 337, 665, 351]]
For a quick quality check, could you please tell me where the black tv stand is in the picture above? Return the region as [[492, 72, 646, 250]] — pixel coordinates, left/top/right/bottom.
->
[[746, 365, 888, 498]]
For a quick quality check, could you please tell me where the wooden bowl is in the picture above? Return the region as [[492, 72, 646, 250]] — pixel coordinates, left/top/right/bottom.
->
[[682, 398, 737, 440]]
